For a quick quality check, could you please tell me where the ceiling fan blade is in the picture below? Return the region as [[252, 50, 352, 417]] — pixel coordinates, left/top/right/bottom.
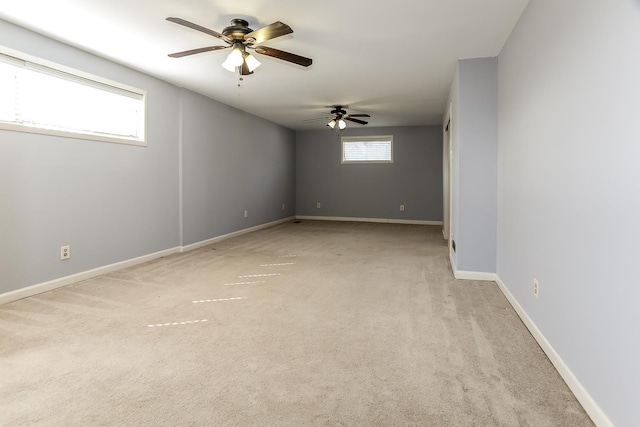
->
[[168, 45, 229, 58], [244, 21, 293, 45], [347, 114, 371, 118], [254, 46, 312, 67], [303, 116, 333, 122], [166, 17, 233, 44], [345, 117, 368, 125]]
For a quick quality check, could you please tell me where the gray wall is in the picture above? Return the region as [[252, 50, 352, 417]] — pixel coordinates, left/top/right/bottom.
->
[[181, 90, 295, 245], [497, 0, 640, 425], [0, 20, 296, 295], [295, 126, 442, 221], [0, 20, 180, 294], [447, 58, 498, 273]]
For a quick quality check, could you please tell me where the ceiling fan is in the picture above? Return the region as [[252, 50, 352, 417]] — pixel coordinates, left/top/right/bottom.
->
[[166, 17, 313, 75], [325, 106, 370, 130]]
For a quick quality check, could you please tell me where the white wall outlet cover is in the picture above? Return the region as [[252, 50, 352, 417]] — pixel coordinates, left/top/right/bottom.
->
[[60, 245, 70, 260]]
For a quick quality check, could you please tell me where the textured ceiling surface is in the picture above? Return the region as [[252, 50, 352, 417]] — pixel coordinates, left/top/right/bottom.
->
[[0, 0, 529, 130]]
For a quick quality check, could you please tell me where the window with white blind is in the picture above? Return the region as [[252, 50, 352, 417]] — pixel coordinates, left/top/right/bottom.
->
[[0, 48, 146, 146], [341, 135, 393, 164]]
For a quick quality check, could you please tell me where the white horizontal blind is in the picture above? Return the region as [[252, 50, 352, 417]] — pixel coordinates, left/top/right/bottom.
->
[[342, 136, 393, 163], [0, 50, 145, 145]]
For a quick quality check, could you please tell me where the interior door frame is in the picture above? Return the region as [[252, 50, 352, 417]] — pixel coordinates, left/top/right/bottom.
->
[[443, 103, 453, 258]]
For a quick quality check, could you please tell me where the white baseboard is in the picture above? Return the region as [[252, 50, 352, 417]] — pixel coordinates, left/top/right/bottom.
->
[[180, 216, 294, 252], [451, 263, 612, 425], [0, 218, 613, 426], [295, 215, 443, 226], [0, 246, 180, 305], [0, 216, 295, 306], [449, 254, 497, 281], [454, 270, 498, 281], [494, 276, 612, 427]]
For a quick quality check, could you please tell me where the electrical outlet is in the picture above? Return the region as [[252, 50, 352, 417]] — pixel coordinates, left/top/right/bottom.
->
[[533, 278, 539, 299], [400, 204, 405, 212], [60, 245, 70, 260], [244, 210, 248, 218], [316, 202, 321, 209]]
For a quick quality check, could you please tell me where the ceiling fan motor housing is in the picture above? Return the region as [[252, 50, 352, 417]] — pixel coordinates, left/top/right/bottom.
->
[[223, 19, 253, 41], [331, 106, 347, 118]]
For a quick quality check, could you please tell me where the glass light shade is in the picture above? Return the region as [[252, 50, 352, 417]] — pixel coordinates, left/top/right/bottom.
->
[[221, 57, 237, 72], [338, 119, 347, 130], [221, 45, 244, 72], [327, 119, 336, 129], [244, 53, 261, 72]]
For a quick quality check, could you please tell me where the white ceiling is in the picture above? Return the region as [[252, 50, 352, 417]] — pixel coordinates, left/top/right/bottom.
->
[[0, 0, 528, 130]]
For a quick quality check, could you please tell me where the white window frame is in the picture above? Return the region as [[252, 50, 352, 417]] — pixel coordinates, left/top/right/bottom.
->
[[341, 135, 394, 164], [0, 46, 147, 146]]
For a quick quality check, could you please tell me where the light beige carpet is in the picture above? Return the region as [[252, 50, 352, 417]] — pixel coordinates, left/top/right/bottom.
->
[[0, 221, 592, 426]]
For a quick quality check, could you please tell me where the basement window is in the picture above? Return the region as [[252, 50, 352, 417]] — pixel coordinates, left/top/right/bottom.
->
[[341, 135, 393, 164], [0, 47, 146, 146]]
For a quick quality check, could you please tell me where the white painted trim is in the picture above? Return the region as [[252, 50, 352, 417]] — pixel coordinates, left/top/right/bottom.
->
[[449, 250, 457, 275], [341, 135, 394, 164], [454, 270, 498, 281], [0, 247, 180, 305], [448, 254, 497, 281], [0, 45, 147, 147], [0, 217, 295, 306], [445, 101, 454, 259], [0, 216, 612, 427], [295, 215, 443, 226], [494, 276, 613, 427], [180, 217, 295, 252]]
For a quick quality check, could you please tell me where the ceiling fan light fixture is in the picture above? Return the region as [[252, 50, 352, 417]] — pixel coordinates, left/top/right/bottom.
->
[[327, 119, 337, 129], [244, 52, 261, 72], [221, 57, 237, 72], [222, 43, 244, 72], [338, 119, 347, 130]]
